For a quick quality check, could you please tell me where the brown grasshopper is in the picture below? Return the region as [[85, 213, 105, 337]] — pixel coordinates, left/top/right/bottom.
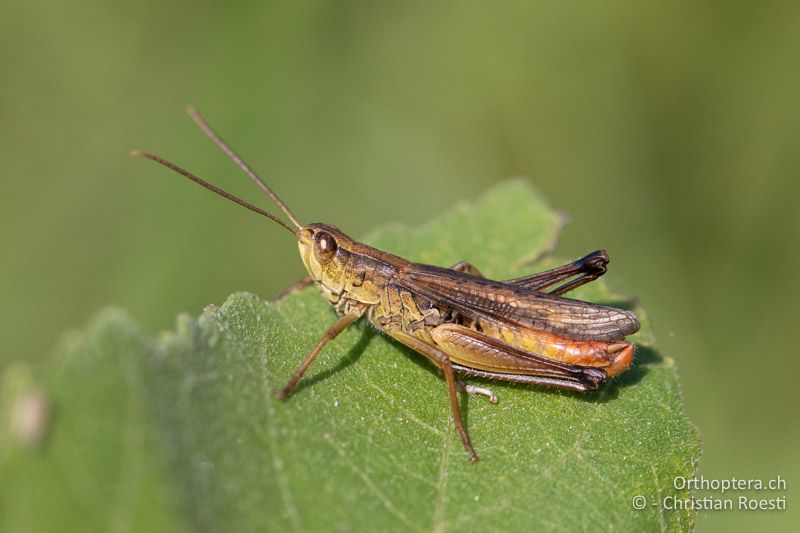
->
[[133, 107, 640, 462]]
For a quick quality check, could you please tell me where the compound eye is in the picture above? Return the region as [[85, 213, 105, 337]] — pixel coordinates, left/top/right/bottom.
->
[[313, 231, 338, 263]]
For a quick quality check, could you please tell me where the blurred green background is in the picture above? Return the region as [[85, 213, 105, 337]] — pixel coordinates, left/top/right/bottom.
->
[[1, 1, 798, 531]]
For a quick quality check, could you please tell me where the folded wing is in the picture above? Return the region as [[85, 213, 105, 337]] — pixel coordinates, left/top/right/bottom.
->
[[397, 264, 639, 342]]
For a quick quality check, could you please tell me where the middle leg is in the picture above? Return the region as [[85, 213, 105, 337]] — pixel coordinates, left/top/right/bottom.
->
[[383, 328, 480, 462]]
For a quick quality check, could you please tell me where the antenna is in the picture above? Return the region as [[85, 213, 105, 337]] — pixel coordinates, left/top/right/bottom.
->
[[186, 106, 302, 230], [130, 150, 296, 235]]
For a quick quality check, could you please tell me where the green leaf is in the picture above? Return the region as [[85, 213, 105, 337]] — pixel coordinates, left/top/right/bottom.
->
[[1, 180, 700, 532]]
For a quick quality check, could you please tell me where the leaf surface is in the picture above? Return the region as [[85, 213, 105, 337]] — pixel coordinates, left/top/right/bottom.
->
[[1, 180, 700, 532]]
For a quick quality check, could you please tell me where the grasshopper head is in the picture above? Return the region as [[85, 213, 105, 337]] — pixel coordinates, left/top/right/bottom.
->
[[298, 223, 355, 303]]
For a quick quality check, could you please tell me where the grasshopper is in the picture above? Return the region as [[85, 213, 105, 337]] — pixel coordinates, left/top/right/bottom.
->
[[132, 107, 640, 462]]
